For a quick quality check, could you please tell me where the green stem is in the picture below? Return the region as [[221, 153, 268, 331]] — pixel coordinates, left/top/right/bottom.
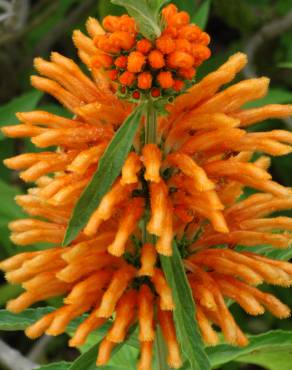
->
[[143, 100, 171, 370], [145, 99, 157, 145]]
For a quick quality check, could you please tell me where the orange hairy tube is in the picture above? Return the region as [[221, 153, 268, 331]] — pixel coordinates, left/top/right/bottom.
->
[[138, 285, 155, 341], [107, 290, 137, 342], [158, 309, 182, 369], [97, 266, 136, 318], [151, 269, 174, 310]]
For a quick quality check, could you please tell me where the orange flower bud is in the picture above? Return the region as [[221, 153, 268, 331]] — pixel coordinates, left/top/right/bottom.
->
[[151, 269, 174, 310], [162, 26, 178, 38], [102, 15, 120, 32], [148, 50, 165, 69], [115, 55, 128, 69], [95, 34, 121, 54], [110, 31, 135, 50], [178, 24, 202, 42], [167, 51, 194, 69], [199, 32, 211, 46], [108, 69, 118, 81], [178, 67, 196, 80], [168, 11, 190, 28], [162, 4, 178, 23], [118, 15, 137, 33], [107, 290, 137, 342], [138, 341, 153, 370], [173, 79, 184, 92], [138, 243, 157, 277], [138, 284, 155, 341], [158, 309, 182, 369], [175, 38, 192, 53], [137, 39, 152, 54], [157, 71, 174, 89], [132, 90, 141, 100], [119, 71, 136, 86], [156, 36, 176, 54], [151, 87, 161, 98], [138, 72, 153, 90], [127, 51, 146, 73], [92, 53, 113, 68], [192, 44, 211, 63]]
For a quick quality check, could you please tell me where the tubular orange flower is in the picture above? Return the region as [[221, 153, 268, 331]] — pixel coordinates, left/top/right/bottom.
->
[[1, 2, 292, 369]]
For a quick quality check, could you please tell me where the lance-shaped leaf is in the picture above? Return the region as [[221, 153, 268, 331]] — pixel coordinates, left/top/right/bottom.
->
[[160, 242, 211, 370], [63, 104, 145, 246], [111, 0, 168, 40], [207, 330, 292, 370]]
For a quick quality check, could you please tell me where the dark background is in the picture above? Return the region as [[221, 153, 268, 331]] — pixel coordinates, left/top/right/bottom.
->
[[0, 1, 291, 369]]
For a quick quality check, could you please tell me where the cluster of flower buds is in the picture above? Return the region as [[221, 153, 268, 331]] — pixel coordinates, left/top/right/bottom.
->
[[92, 4, 211, 100]]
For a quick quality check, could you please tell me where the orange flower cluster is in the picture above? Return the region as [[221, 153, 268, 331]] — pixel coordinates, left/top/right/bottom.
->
[[93, 4, 210, 99], [1, 6, 292, 370]]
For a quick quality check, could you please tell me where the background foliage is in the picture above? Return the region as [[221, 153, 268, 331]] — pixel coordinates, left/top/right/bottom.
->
[[0, 0, 291, 369]]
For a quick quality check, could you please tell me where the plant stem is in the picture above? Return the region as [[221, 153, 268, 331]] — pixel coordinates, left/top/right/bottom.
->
[[143, 100, 171, 370], [145, 99, 157, 145]]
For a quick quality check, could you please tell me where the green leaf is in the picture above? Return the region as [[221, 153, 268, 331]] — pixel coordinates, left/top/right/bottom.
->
[[0, 307, 54, 331], [207, 330, 292, 369], [69, 327, 138, 370], [111, 0, 167, 39], [0, 90, 42, 125], [173, 0, 196, 15], [192, 0, 211, 29], [0, 307, 85, 332], [63, 103, 145, 246], [236, 244, 292, 261], [0, 179, 24, 257], [0, 284, 23, 307], [238, 352, 292, 370], [35, 362, 71, 370], [160, 242, 211, 370]]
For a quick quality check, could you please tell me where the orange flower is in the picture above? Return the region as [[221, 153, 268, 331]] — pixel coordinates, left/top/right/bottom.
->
[[114, 55, 128, 69], [156, 36, 176, 54], [173, 79, 184, 92], [119, 70, 135, 86], [138, 72, 153, 89], [148, 49, 165, 69], [137, 38, 152, 54], [127, 51, 146, 73], [167, 51, 194, 69], [157, 71, 174, 88], [1, 4, 292, 370]]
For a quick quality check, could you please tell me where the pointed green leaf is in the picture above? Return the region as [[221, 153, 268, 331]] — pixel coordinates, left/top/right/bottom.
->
[[207, 330, 292, 369], [0, 307, 85, 332], [0, 307, 54, 331], [63, 104, 145, 246], [160, 242, 211, 370], [69, 326, 138, 370], [111, 0, 167, 39], [192, 0, 211, 29]]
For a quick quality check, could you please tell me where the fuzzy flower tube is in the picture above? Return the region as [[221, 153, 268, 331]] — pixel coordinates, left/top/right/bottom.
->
[[1, 2, 292, 369]]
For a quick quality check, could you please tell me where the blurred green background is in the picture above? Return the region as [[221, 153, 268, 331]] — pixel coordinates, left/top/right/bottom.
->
[[0, 0, 291, 369]]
